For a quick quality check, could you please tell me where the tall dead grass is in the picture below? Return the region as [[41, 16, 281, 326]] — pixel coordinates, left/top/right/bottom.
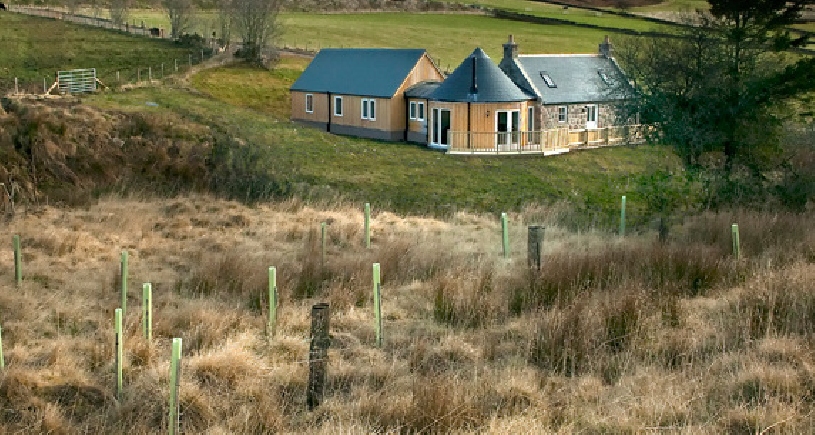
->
[[0, 196, 813, 433]]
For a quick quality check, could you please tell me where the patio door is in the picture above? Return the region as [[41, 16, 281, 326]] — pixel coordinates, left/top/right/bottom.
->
[[432, 108, 451, 147], [585, 105, 598, 129], [496, 110, 520, 148]]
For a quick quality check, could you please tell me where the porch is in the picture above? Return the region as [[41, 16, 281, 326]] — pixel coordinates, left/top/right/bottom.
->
[[445, 125, 645, 155]]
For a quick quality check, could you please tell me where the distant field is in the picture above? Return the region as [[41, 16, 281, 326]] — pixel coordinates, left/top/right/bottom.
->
[[629, 0, 708, 12], [86, 9, 653, 62], [0, 12, 204, 92], [464, 0, 675, 32], [280, 13, 617, 64]]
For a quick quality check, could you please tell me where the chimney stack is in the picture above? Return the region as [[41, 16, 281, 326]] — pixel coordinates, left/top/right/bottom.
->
[[599, 35, 613, 58], [503, 34, 518, 61]]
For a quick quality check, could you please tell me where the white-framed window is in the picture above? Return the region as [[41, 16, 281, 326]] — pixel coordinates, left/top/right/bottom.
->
[[417, 102, 425, 121], [410, 101, 417, 120], [305, 94, 313, 113], [361, 98, 376, 120], [557, 105, 567, 123], [334, 96, 343, 117], [527, 106, 534, 131]]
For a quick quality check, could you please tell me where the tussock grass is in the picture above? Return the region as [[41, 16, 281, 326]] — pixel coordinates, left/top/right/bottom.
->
[[0, 196, 813, 433]]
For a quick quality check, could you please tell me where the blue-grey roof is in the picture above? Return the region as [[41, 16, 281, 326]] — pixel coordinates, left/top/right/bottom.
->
[[405, 81, 441, 99], [290, 48, 429, 98], [508, 55, 629, 104], [429, 48, 531, 103]]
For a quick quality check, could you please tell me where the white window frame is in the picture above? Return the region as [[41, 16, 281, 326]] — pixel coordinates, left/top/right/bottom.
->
[[361, 98, 376, 121], [334, 96, 343, 117], [417, 102, 425, 121], [305, 94, 313, 114], [410, 101, 417, 120], [557, 106, 567, 123], [527, 106, 534, 131]]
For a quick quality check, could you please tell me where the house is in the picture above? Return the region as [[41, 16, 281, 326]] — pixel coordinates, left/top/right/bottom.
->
[[290, 37, 639, 154], [498, 35, 630, 133], [290, 48, 444, 141], [424, 47, 534, 150]]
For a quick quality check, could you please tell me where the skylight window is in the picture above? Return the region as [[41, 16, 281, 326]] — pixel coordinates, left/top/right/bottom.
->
[[598, 69, 611, 85], [540, 72, 556, 88]]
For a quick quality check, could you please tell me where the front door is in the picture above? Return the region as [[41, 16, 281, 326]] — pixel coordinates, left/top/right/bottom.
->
[[586, 105, 598, 129], [496, 110, 520, 149], [432, 108, 451, 147]]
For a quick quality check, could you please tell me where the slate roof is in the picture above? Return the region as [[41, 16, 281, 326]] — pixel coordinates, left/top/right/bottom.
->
[[429, 48, 531, 103], [290, 48, 429, 98], [405, 81, 441, 99], [505, 54, 629, 104]]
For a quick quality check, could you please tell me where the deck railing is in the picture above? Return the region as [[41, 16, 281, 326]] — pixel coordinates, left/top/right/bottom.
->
[[447, 125, 646, 155]]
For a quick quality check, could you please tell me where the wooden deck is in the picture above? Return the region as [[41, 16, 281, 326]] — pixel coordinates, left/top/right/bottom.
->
[[446, 125, 645, 155]]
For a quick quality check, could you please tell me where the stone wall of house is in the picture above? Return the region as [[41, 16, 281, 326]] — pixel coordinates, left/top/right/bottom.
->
[[538, 103, 618, 130]]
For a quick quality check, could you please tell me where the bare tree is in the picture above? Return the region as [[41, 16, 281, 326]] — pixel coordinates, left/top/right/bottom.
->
[[232, 0, 283, 65], [164, 0, 196, 40], [216, 0, 235, 49], [109, 0, 129, 26]]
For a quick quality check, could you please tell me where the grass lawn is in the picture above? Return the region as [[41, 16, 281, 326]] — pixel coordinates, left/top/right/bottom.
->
[[87, 76, 685, 225], [0, 12, 204, 92]]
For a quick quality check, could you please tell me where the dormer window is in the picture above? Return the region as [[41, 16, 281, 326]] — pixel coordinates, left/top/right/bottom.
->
[[540, 72, 556, 88]]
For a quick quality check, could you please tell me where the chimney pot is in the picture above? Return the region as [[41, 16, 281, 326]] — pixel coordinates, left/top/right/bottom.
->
[[503, 35, 518, 61]]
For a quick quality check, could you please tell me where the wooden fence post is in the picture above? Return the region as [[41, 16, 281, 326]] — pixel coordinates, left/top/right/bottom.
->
[[14, 78, 18, 95], [731, 223, 740, 260], [13, 235, 21, 287], [307, 303, 330, 411], [320, 222, 327, 268], [148, 67, 152, 82], [501, 213, 509, 259], [0, 324, 5, 369], [115, 308, 123, 401], [373, 263, 382, 348], [168, 338, 182, 435], [364, 203, 371, 249], [620, 195, 627, 236], [527, 225, 544, 270], [175, 59, 178, 72], [120, 251, 128, 316], [142, 283, 152, 342], [268, 267, 277, 336]]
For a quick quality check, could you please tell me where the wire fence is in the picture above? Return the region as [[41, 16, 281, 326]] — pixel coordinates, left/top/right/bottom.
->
[[2, 6, 221, 96]]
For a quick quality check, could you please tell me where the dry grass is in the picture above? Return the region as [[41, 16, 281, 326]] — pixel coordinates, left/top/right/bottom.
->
[[0, 195, 813, 433]]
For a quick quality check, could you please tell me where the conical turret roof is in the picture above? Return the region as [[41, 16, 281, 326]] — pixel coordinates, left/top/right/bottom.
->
[[429, 48, 532, 103]]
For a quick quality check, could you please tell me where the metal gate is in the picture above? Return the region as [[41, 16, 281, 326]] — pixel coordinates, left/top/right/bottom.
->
[[57, 68, 97, 94]]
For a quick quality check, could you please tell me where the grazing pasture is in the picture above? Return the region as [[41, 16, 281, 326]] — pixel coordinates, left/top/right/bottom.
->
[[0, 12, 203, 92]]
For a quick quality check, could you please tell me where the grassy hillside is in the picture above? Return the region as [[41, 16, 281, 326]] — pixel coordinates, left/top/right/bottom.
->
[[0, 12, 203, 92], [0, 196, 813, 433], [82, 81, 686, 227]]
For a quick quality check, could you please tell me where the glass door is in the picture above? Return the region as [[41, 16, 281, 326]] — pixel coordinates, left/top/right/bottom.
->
[[496, 110, 520, 148], [586, 105, 598, 129], [432, 108, 451, 147]]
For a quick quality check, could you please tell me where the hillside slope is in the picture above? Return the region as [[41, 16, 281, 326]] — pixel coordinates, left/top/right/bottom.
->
[[0, 97, 214, 207]]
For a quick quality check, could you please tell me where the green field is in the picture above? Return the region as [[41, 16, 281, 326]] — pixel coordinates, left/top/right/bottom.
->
[[280, 13, 621, 63], [0, 12, 204, 92], [106, 10, 624, 62], [3, 10, 692, 224], [86, 71, 686, 225]]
